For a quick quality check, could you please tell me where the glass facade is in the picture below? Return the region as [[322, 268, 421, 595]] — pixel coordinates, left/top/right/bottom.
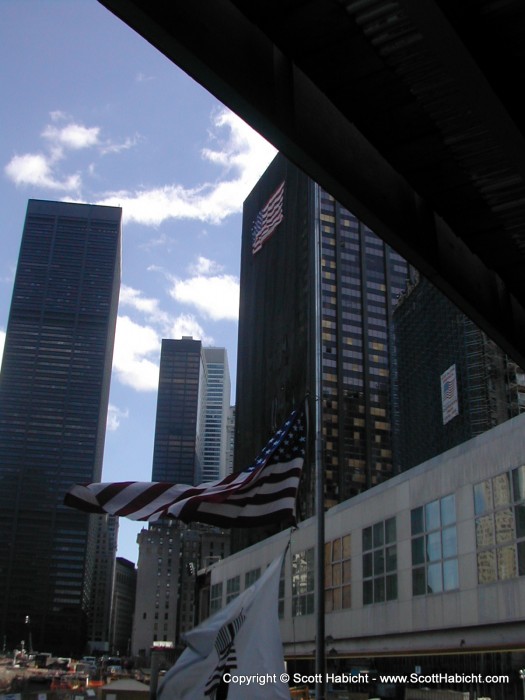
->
[[392, 275, 524, 471], [292, 548, 315, 616], [475, 467, 525, 583], [362, 517, 397, 604], [151, 338, 205, 484], [202, 348, 231, 482], [318, 190, 410, 504], [234, 154, 411, 544], [226, 575, 240, 603], [324, 534, 351, 612], [411, 495, 458, 595], [0, 199, 121, 654]]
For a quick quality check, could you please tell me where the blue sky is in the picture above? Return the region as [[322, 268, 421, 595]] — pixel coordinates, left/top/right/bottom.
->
[[0, 0, 277, 562]]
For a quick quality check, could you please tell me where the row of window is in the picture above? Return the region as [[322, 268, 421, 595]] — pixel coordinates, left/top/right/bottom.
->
[[210, 466, 525, 617]]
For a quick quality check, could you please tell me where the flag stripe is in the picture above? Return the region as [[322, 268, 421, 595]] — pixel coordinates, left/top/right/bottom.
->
[[65, 406, 306, 528]]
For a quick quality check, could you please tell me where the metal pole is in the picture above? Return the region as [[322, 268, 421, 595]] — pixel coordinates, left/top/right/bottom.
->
[[313, 183, 326, 700]]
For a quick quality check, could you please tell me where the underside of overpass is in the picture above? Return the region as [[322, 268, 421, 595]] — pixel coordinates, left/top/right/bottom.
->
[[99, 0, 525, 369]]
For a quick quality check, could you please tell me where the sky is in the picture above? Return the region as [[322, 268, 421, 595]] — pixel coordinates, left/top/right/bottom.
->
[[0, 0, 277, 563]]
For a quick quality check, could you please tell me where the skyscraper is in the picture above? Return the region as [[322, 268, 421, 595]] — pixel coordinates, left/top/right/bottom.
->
[[87, 515, 119, 654], [110, 557, 136, 656], [151, 337, 207, 485], [134, 341, 231, 655], [0, 199, 121, 654], [235, 154, 411, 527], [392, 273, 525, 470], [201, 348, 231, 482]]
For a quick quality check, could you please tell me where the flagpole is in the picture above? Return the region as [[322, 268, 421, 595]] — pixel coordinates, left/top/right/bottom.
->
[[313, 183, 326, 700]]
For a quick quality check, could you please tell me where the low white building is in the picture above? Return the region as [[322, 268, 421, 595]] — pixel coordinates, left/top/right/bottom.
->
[[204, 412, 525, 688]]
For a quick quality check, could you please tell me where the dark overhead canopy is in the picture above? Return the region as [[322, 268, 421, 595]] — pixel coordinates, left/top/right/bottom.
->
[[99, 0, 525, 368]]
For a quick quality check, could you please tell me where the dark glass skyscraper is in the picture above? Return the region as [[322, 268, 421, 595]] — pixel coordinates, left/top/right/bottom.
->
[[235, 154, 411, 530], [0, 199, 121, 654], [392, 274, 525, 470], [151, 338, 206, 484]]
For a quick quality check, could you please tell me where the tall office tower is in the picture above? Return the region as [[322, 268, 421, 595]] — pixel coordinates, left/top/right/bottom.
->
[[225, 406, 235, 476], [201, 348, 231, 482], [392, 273, 525, 471], [134, 340, 231, 655], [87, 515, 119, 653], [151, 337, 207, 484], [0, 199, 121, 654], [110, 557, 136, 656], [235, 154, 411, 527]]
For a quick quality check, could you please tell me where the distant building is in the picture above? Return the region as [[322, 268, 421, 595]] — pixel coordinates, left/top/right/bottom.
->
[[133, 340, 232, 657], [225, 406, 235, 476], [392, 274, 525, 470], [131, 522, 229, 657], [87, 515, 119, 653], [151, 337, 206, 485], [234, 154, 411, 544], [0, 199, 121, 654], [110, 557, 136, 657], [202, 348, 231, 482]]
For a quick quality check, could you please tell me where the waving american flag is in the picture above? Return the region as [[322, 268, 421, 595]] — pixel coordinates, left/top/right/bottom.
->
[[65, 406, 305, 528], [251, 181, 285, 254]]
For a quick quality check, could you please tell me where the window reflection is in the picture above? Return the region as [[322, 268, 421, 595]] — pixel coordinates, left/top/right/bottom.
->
[[474, 469, 525, 584], [411, 494, 458, 596]]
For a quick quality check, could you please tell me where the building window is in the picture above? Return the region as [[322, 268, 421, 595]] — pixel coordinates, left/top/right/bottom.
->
[[292, 548, 314, 616], [245, 568, 261, 588], [325, 535, 351, 612], [226, 575, 240, 603], [411, 494, 458, 595], [474, 468, 525, 583], [210, 582, 223, 613], [362, 517, 397, 604]]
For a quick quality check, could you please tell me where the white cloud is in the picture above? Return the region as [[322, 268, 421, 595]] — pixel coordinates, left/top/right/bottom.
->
[[170, 274, 239, 321], [119, 284, 172, 328], [168, 314, 214, 344], [96, 107, 277, 226], [114, 287, 214, 391], [4, 153, 81, 191], [100, 135, 140, 155], [107, 403, 129, 432], [112, 315, 160, 392], [189, 256, 223, 276], [42, 123, 100, 150], [4, 112, 137, 195]]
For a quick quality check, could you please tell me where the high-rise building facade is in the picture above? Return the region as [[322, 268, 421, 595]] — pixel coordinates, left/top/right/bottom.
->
[[110, 557, 136, 656], [201, 348, 231, 482], [235, 154, 411, 524], [392, 274, 525, 470], [134, 340, 231, 656], [225, 406, 235, 476], [131, 521, 229, 657], [0, 199, 121, 654], [151, 338, 206, 485], [87, 515, 119, 653]]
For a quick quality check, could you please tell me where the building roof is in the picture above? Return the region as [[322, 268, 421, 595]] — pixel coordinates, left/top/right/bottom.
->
[[98, 0, 525, 367]]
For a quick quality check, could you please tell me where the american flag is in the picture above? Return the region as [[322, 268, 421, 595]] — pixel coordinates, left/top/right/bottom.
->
[[64, 406, 305, 528], [251, 181, 285, 254]]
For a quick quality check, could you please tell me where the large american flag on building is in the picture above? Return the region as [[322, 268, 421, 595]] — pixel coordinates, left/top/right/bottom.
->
[[65, 406, 305, 528], [251, 180, 285, 254]]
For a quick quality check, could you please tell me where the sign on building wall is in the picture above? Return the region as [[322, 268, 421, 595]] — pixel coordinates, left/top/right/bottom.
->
[[441, 364, 459, 424]]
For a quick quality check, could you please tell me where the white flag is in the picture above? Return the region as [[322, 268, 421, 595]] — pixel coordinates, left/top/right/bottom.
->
[[158, 550, 291, 700]]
